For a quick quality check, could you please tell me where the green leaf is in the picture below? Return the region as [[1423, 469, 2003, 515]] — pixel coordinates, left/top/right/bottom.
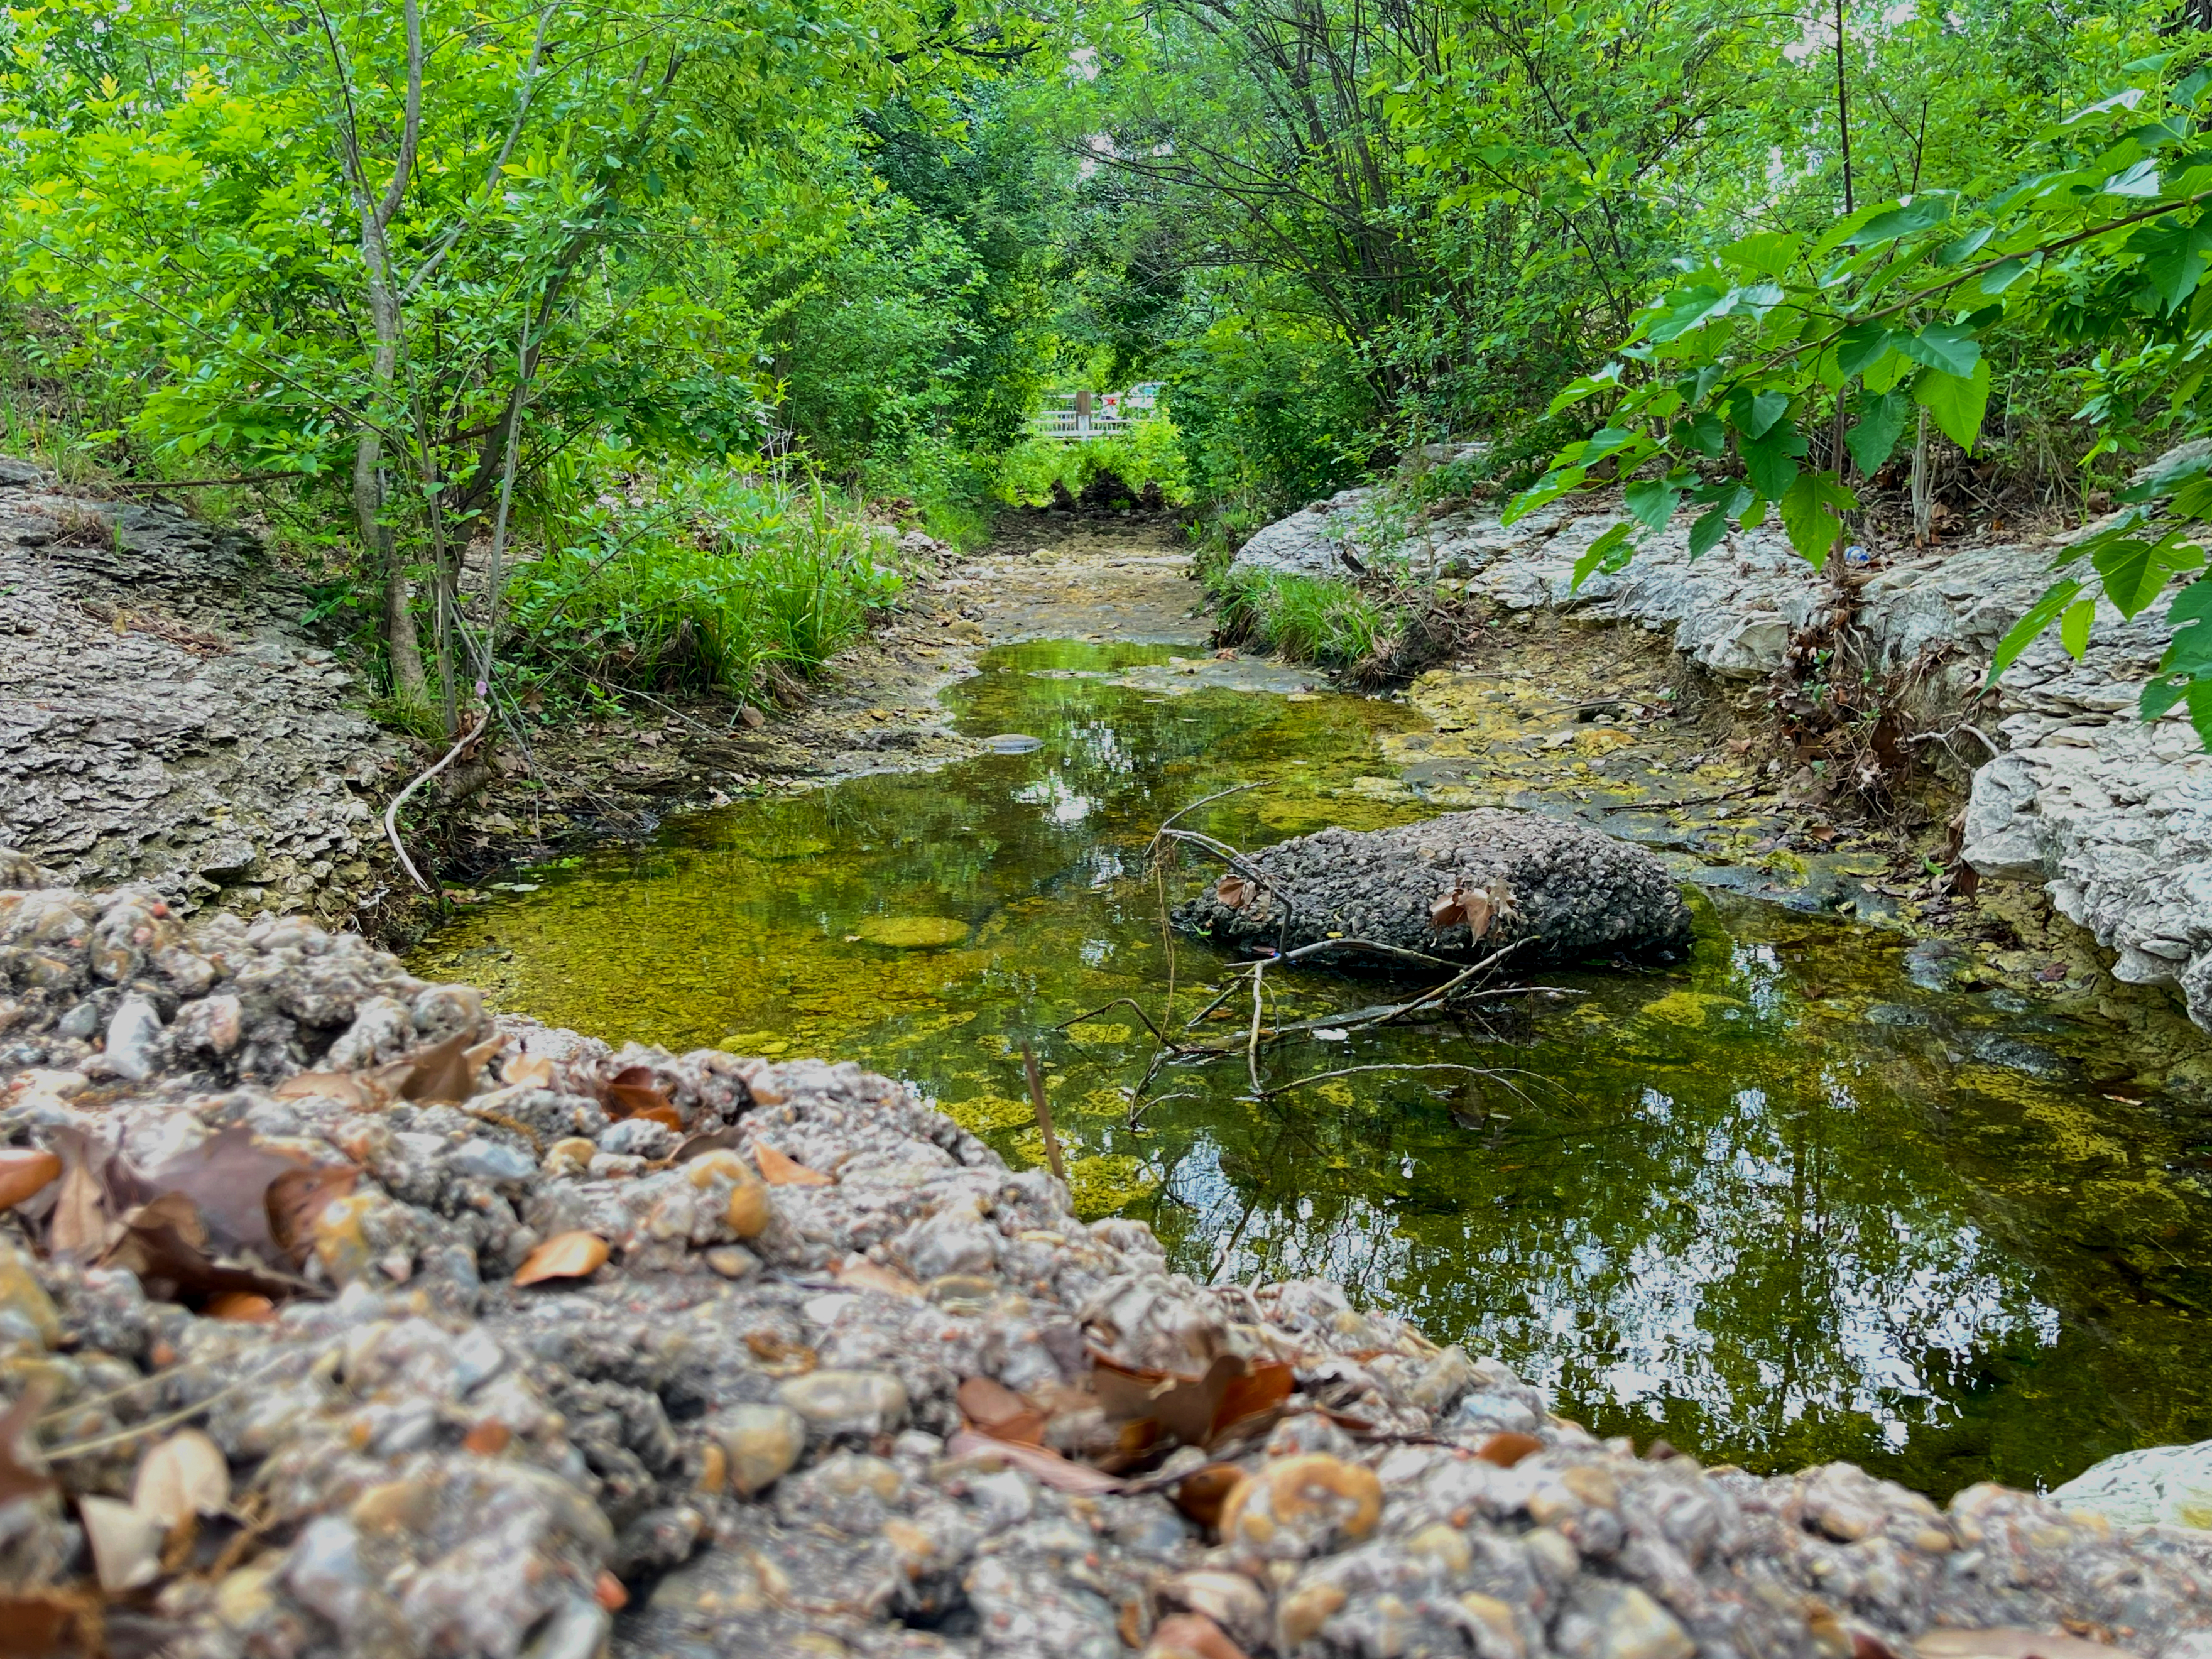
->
[[1571, 521, 1635, 592], [1848, 193, 1956, 246], [1624, 478, 1681, 533], [1845, 391, 1912, 474], [1687, 504, 1733, 560], [2132, 220, 2212, 313], [1741, 493, 1772, 530], [1914, 359, 1993, 453], [1836, 324, 1900, 379], [2059, 596, 2096, 659], [1897, 322, 1982, 378], [1987, 579, 2083, 685], [2091, 532, 2207, 618], [1742, 388, 1791, 438], [1743, 419, 1807, 500], [1979, 258, 2031, 295], [1779, 471, 1858, 568], [1672, 410, 1728, 457]]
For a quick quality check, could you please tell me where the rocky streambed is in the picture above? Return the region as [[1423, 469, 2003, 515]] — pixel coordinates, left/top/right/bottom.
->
[[5, 867, 2212, 1659]]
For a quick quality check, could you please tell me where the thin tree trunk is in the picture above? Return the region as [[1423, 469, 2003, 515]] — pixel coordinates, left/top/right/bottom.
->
[[1834, 0, 1853, 215], [1911, 406, 1932, 546]]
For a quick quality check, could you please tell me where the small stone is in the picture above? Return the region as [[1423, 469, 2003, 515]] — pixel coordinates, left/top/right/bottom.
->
[[777, 1369, 908, 1437], [1404, 1521, 1472, 1574], [704, 1245, 759, 1280], [448, 1138, 537, 1185], [102, 993, 161, 1080], [598, 1117, 677, 1159], [713, 1404, 806, 1495], [1277, 1583, 1347, 1648], [0, 1242, 61, 1350], [545, 1137, 596, 1174], [1554, 1581, 1692, 1659]]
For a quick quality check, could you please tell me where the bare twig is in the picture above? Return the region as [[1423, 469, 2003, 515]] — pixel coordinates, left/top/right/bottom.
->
[[1055, 998, 1197, 1054], [1020, 1042, 1065, 1183], [384, 711, 491, 892]]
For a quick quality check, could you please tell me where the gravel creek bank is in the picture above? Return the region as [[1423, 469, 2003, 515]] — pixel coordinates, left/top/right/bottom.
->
[[4, 864, 2212, 1659]]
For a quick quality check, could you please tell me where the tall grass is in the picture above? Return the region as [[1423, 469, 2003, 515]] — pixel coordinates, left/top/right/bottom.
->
[[1211, 566, 1385, 668], [504, 452, 903, 706]]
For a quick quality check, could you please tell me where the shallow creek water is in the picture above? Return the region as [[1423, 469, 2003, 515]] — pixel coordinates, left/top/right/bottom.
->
[[417, 640, 2212, 1499]]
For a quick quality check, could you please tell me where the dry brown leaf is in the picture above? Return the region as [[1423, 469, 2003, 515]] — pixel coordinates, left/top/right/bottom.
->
[[744, 1332, 818, 1374], [265, 1163, 360, 1266], [0, 1590, 90, 1658], [0, 1149, 61, 1212], [102, 1193, 310, 1307], [79, 1494, 164, 1592], [635, 1104, 684, 1133], [202, 1292, 276, 1323], [1212, 1361, 1295, 1437], [514, 1231, 609, 1286], [462, 1420, 511, 1455], [139, 1128, 307, 1259], [400, 1031, 499, 1104], [1092, 1352, 1287, 1448], [131, 1430, 229, 1530], [1215, 874, 1250, 910], [0, 1381, 55, 1507], [837, 1259, 925, 1298], [957, 1376, 1047, 1445], [672, 1127, 743, 1162], [1171, 1462, 1245, 1530], [753, 1143, 831, 1186], [501, 1054, 555, 1089], [944, 1428, 1125, 1494], [46, 1127, 124, 1263], [606, 1065, 673, 1120], [1912, 1634, 2141, 1659], [271, 1072, 374, 1109], [1146, 1611, 1248, 1659]]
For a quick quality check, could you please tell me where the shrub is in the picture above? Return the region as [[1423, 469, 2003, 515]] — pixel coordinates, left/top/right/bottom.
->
[[1211, 566, 1385, 668]]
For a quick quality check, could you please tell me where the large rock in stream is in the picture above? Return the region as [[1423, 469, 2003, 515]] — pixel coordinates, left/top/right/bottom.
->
[[1174, 808, 1693, 964]]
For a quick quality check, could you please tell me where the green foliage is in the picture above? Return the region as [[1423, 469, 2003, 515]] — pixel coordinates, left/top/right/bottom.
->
[[998, 418, 1192, 506], [1211, 567, 1385, 668]]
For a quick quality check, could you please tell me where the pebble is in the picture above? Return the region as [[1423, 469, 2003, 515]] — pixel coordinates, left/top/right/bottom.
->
[[776, 1369, 908, 1437], [714, 1404, 807, 1494]]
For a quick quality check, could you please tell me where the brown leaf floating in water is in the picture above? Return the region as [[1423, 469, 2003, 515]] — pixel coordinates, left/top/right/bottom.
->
[[513, 1231, 609, 1286]]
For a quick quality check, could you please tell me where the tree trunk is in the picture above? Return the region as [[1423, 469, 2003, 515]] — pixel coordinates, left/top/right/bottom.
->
[[1910, 406, 1932, 547]]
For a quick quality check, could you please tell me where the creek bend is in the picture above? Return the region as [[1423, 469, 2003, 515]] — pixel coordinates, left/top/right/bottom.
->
[[416, 637, 2212, 1500]]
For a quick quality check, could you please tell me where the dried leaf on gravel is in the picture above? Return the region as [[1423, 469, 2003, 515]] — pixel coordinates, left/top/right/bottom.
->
[[0, 1149, 60, 1211], [754, 1143, 831, 1185], [0, 1382, 55, 1506], [264, 1163, 359, 1266], [139, 1128, 307, 1259], [1912, 1633, 2142, 1659], [1170, 1462, 1245, 1530], [606, 1066, 673, 1120], [46, 1127, 129, 1263], [0, 1591, 90, 1657], [1474, 1430, 1542, 1467], [101, 1192, 310, 1306], [80, 1494, 165, 1592], [131, 1430, 229, 1529], [515, 1231, 609, 1286], [400, 1033, 501, 1104], [202, 1292, 276, 1323], [271, 1072, 378, 1109], [957, 1376, 1046, 1445], [1215, 874, 1249, 910], [1092, 1352, 1292, 1447], [944, 1428, 1125, 1493], [502, 1054, 555, 1089]]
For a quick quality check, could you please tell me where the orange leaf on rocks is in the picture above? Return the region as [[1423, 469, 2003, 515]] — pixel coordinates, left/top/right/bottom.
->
[[1145, 1612, 1248, 1659], [1474, 1430, 1542, 1468], [944, 1428, 1125, 1494], [400, 1033, 503, 1104], [1170, 1462, 1245, 1530], [1212, 1360, 1294, 1438], [266, 1163, 360, 1267], [0, 1150, 60, 1212], [1092, 1352, 1290, 1448], [202, 1292, 276, 1323], [636, 1104, 685, 1133], [0, 1381, 55, 1507], [753, 1143, 830, 1185], [606, 1065, 673, 1120], [957, 1376, 1046, 1445], [502, 1054, 555, 1089], [462, 1420, 511, 1456], [514, 1231, 609, 1286]]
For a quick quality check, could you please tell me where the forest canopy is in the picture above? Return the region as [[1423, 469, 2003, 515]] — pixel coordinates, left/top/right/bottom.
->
[[5, 0, 2212, 734]]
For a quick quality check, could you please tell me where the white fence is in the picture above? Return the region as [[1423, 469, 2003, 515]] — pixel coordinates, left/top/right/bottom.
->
[[1026, 384, 1163, 442]]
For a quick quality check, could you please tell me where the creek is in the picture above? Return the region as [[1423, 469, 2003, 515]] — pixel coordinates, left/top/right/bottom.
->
[[416, 638, 2212, 1499]]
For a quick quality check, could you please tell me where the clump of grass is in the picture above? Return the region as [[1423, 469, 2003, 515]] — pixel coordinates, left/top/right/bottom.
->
[[504, 455, 903, 707], [1211, 566, 1386, 668]]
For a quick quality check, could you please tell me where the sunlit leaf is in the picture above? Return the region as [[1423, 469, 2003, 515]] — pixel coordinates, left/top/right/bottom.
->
[[515, 1230, 609, 1285], [1914, 359, 1993, 452], [1987, 579, 2083, 685]]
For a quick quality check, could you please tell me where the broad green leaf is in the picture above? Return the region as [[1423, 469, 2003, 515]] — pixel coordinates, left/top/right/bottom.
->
[[1672, 410, 1728, 457], [1897, 322, 1982, 378], [2059, 596, 2096, 659], [1988, 579, 2083, 684], [1734, 386, 1791, 439], [1914, 359, 1993, 452], [1848, 193, 1955, 246], [1722, 232, 1803, 279], [1980, 257, 2031, 295], [1779, 471, 1858, 568], [1624, 478, 1680, 533], [2092, 532, 2207, 617], [1836, 324, 1899, 379], [1743, 419, 1807, 499], [1741, 493, 1772, 530], [1936, 226, 1995, 266], [1505, 465, 1587, 525], [1845, 391, 1911, 474], [1687, 504, 1733, 560], [1570, 521, 1635, 591], [2132, 220, 2212, 313], [1545, 365, 1622, 416]]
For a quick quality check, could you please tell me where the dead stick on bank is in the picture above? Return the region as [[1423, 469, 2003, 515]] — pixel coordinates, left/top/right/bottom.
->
[[1021, 1042, 1065, 1183]]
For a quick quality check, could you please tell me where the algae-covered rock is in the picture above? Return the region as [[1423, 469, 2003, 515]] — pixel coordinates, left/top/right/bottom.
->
[[1174, 808, 1692, 965]]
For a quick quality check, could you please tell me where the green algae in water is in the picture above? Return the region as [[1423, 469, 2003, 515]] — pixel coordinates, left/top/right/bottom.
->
[[417, 639, 2212, 1498]]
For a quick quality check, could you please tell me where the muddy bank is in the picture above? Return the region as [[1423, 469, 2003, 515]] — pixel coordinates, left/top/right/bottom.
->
[[6, 869, 2212, 1658]]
